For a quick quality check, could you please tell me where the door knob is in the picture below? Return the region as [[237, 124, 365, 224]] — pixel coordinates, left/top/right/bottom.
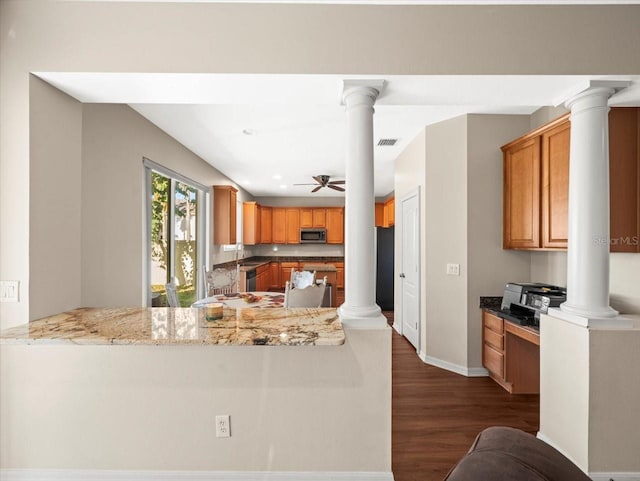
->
[[399, 273, 405, 278]]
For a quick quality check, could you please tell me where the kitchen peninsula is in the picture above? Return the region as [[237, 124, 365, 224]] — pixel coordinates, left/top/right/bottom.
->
[[0, 307, 345, 346]]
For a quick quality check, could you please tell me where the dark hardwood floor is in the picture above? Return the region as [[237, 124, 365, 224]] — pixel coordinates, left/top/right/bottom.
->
[[384, 310, 540, 481]]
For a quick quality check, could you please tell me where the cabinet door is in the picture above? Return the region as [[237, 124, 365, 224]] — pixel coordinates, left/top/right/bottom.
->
[[269, 262, 280, 289], [326, 208, 344, 244], [300, 208, 313, 228], [387, 199, 395, 226], [335, 262, 344, 289], [280, 262, 299, 288], [286, 208, 300, 244], [312, 208, 326, 227], [213, 186, 238, 245], [609, 107, 640, 253], [503, 137, 541, 249], [375, 203, 384, 227], [272, 208, 286, 244], [541, 121, 570, 248], [242, 202, 260, 245], [260, 206, 272, 244]]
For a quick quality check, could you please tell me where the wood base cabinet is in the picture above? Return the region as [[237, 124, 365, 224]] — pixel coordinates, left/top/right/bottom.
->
[[482, 311, 508, 389], [482, 310, 540, 394]]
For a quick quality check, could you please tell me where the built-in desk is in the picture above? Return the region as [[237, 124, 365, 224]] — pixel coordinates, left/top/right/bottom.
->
[[482, 309, 540, 394]]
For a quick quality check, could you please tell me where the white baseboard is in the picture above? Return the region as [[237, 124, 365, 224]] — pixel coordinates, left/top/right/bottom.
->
[[0, 470, 394, 481], [392, 323, 402, 334], [589, 473, 640, 481], [418, 352, 488, 378], [536, 433, 640, 481]]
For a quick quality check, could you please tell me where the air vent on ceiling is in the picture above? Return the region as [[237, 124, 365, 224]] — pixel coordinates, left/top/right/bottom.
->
[[377, 138, 398, 146]]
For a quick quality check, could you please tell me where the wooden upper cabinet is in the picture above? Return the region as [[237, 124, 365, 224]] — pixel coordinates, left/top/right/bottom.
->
[[609, 107, 640, 253], [213, 185, 237, 245], [312, 208, 326, 227], [285, 208, 301, 244], [326, 208, 344, 244], [301, 208, 326, 228], [384, 198, 395, 227], [375, 203, 385, 227], [541, 121, 570, 248], [376, 199, 395, 227], [502, 107, 640, 252], [260, 206, 273, 244], [242, 202, 260, 245], [503, 136, 541, 249], [272, 207, 286, 244], [300, 208, 313, 228]]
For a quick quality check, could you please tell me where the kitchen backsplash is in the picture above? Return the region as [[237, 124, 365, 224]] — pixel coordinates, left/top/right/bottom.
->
[[252, 244, 345, 258]]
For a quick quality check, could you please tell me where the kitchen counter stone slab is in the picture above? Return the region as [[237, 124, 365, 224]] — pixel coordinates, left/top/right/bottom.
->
[[0, 307, 344, 346]]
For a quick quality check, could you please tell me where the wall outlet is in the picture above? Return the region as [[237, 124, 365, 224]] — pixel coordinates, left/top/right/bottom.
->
[[0, 281, 19, 303], [216, 415, 231, 438], [446, 264, 460, 276]]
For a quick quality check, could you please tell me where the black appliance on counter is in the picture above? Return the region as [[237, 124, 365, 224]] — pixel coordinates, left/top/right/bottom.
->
[[500, 282, 567, 328]]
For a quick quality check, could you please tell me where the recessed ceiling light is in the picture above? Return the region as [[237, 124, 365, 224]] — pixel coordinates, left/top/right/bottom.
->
[[280, 184, 287, 189], [273, 174, 282, 180], [242, 129, 257, 136], [242, 180, 251, 185]]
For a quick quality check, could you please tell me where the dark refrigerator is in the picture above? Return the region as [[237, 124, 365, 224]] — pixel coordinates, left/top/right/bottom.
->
[[376, 226, 395, 311]]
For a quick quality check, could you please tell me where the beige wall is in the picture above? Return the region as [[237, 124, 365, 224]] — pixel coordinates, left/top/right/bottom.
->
[[539, 314, 590, 470], [0, 328, 391, 473], [466, 115, 532, 368], [589, 328, 640, 472], [81, 103, 252, 308], [3, 1, 640, 326], [394, 128, 426, 349], [423, 116, 469, 366], [29, 77, 83, 320], [540, 313, 640, 474]]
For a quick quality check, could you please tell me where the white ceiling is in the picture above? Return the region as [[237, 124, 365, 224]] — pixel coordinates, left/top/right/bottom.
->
[[36, 73, 640, 197]]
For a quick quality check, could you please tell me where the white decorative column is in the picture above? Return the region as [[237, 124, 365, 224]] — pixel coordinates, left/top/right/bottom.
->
[[559, 80, 630, 323], [338, 80, 387, 329]]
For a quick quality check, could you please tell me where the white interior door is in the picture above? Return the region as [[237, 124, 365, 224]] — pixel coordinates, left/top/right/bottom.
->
[[401, 191, 420, 349]]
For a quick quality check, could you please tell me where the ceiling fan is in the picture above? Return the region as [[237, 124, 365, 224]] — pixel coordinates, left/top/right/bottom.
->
[[294, 175, 346, 193]]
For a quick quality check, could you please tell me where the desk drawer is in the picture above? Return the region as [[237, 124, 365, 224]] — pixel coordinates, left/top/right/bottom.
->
[[483, 311, 504, 334], [484, 327, 504, 351], [483, 344, 504, 379]]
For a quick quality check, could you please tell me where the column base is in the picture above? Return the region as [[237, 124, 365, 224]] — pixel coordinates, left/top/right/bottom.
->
[[338, 304, 388, 329], [560, 302, 619, 318], [549, 307, 632, 329]]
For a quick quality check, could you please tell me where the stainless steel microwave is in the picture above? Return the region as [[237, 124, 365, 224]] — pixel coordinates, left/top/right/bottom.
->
[[300, 228, 327, 243]]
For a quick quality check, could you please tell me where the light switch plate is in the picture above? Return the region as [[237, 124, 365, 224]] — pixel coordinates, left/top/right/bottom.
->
[[0, 281, 19, 302], [446, 264, 460, 276]]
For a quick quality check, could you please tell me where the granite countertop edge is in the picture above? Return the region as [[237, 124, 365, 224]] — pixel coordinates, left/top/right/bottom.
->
[[0, 307, 346, 347]]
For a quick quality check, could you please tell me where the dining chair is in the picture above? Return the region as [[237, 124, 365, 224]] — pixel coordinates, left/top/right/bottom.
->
[[165, 278, 180, 307], [284, 276, 327, 308], [204, 265, 240, 296], [290, 269, 316, 289]]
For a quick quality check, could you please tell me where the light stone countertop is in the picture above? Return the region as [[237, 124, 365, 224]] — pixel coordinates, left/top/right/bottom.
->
[[0, 307, 345, 346]]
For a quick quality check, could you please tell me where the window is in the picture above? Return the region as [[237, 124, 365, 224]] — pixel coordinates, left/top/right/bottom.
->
[[144, 158, 208, 307]]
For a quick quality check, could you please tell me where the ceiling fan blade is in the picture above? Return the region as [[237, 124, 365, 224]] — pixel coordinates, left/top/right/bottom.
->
[[312, 176, 324, 185], [293, 183, 318, 186], [328, 180, 345, 185], [328, 185, 345, 192], [312, 185, 323, 193]]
